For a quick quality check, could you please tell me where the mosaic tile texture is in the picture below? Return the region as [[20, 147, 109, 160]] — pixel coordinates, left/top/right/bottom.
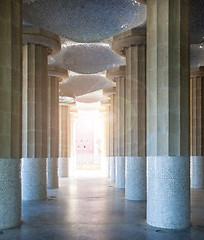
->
[[59, 157, 69, 178], [60, 74, 115, 98], [147, 156, 190, 229], [22, 158, 47, 200], [191, 0, 204, 44], [49, 41, 125, 74], [191, 156, 204, 188], [23, 0, 146, 42], [125, 157, 146, 200], [76, 90, 109, 104], [116, 157, 125, 189], [47, 158, 59, 189], [110, 157, 116, 182], [191, 44, 204, 68], [0, 159, 21, 229]]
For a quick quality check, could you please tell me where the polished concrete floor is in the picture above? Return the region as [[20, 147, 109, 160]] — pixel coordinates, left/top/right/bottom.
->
[[1, 174, 204, 240]]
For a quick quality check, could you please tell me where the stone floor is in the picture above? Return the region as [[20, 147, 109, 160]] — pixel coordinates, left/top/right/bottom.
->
[[1, 175, 204, 240]]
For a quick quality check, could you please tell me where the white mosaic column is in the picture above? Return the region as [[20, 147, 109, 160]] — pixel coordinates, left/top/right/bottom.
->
[[22, 27, 61, 200], [47, 67, 68, 188], [107, 66, 126, 188], [59, 104, 70, 177], [190, 67, 204, 188], [146, 0, 190, 229], [113, 29, 146, 199], [0, 0, 22, 229]]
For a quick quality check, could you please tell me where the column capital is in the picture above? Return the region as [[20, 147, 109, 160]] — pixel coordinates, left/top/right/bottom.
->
[[48, 66, 69, 82], [103, 87, 116, 96], [23, 27, 61, 56], [101, 100, 111, 106], [106, 65, 126, 82], [112, 28, 146, 57], [191, 66, 204, 78]]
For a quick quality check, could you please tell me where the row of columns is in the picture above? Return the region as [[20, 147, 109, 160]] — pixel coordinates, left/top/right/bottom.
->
[[105, 0, 191, 230], [0, 1, 71, 228], [1, 0, 201, 232]]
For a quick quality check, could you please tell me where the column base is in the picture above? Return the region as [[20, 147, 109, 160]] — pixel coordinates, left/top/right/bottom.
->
[[0, 159, 21, 230], [47, 158, 59, 189], [147, 156, 190, 229], [116, 157, 125, 189], [104, 157, 110, 178], [59, 157, 69, 178], [22, 158, 47, 200], [125, 156, 146, 200], [191, 156, 204, 188], [110, 157, 115, 182]]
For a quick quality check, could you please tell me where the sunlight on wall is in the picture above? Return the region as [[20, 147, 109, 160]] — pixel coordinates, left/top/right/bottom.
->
[[70, 110, 107, 178]]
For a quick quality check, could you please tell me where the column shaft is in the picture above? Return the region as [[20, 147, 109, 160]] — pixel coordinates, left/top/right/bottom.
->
[[190, 67, 204, 188], [59, 105, 69, 177], [125, 45, 146, 200], [116, 78, 125, 188], [109, 95, 116, 182], [22, 44, 48, 200], [105, 106, 110, 178], [47, 76, 60, 189], [147, 0, 190, 229], [0, 0, 22, 229]]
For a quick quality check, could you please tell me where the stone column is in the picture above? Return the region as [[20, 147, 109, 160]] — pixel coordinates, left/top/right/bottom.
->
[[146, 0, 190, 229], [59, 104, 70, 177], [113, 29, 146, 199], [104, 88, 116, 182], [106, 105, 110, 178], [22, 27, 61, 200], [68, 105, 72, 174], [109, 95, 115, 182], [190, 67, 204, 188], [0, 0, 22, 229], [47, 67, 68, 189], [101, 102, 111, 178], [107, 67, 126, 188]]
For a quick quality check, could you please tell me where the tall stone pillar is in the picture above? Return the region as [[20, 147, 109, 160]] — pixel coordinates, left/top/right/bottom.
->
[[101, 102, 111, 178], [0, 0, 22, 229], [105, 105, 110, 178], [190, 66, 204, 188], [104, 88, 116, 182], [22, 27, 60, 200], [109, 95, 115, 182], [59, 104, 70, 177], [113, 29, 146, 199], [146, 0, 190, 229], [47, 67, 68, 189], [107, 67, 126, 189]]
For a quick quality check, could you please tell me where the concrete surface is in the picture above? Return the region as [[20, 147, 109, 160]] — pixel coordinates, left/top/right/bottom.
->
[[0, 176, 204, 239]]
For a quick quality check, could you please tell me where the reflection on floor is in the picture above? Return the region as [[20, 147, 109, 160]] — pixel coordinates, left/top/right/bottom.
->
[[1, 177, 204, 240]]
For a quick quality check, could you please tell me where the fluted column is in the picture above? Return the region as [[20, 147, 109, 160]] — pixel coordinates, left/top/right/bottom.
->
[[146, 0, 190, 229], [113, 29, 146, 199], [106, 106, 110, 178], [68, 105, 72, 172], [22, 27, 60, 200], [101, 103, 111, 178], [107, 88, 117, 182], [107, 67, 126, 188], [59, 104, 70, 177], [47, 67, 68, 189], [0, 0, 22, 229], [190, 67, 204, 188]]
